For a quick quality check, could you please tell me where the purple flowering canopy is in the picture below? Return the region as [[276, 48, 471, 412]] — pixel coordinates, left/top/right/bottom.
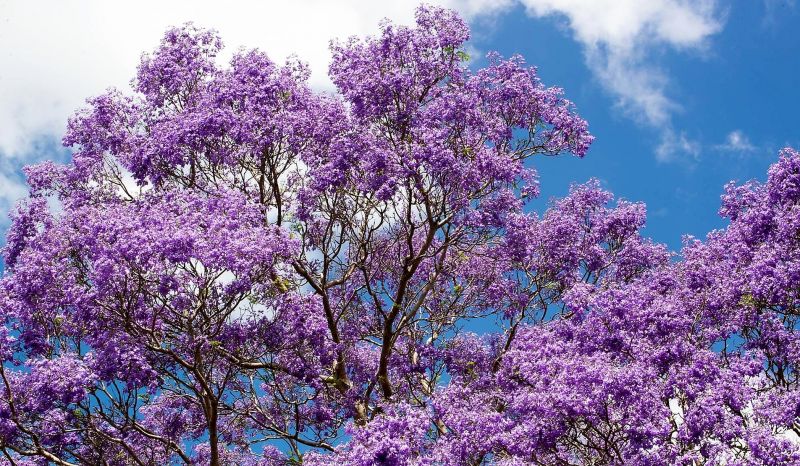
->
[[2, 5, 800, 465]]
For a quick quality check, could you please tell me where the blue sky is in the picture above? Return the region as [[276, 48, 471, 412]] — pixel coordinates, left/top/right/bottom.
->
[[466, 1, 800, 251], [0, 0, 798, 253]]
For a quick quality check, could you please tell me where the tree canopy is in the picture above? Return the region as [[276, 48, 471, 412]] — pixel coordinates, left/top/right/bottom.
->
[[1, 5, 799, 465]]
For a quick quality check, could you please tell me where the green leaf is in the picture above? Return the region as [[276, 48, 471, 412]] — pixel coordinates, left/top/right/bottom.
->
[[739, 293, 757, 307]]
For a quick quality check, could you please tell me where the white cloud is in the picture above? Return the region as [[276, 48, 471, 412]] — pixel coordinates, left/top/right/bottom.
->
[[658, 129, 760, 164], [656, 129, 701, 162], [714, 130, 757, 153], [516, 0, 723, 159]]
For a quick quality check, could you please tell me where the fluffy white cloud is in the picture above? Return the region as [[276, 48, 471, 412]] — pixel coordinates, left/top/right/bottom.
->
[[517, 0, 722, 160]]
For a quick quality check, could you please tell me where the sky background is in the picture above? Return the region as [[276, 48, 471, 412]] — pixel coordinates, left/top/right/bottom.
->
[[0, 0, 798, 253]]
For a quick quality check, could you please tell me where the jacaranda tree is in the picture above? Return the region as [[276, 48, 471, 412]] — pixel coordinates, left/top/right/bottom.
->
[[1, 5, 799, 465]]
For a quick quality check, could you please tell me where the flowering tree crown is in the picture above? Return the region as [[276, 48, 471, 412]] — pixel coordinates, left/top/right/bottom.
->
[[1, 5, 799, 466]]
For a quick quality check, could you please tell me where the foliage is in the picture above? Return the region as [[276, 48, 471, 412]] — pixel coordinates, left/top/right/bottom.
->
[[1, 5, 799, 465]]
